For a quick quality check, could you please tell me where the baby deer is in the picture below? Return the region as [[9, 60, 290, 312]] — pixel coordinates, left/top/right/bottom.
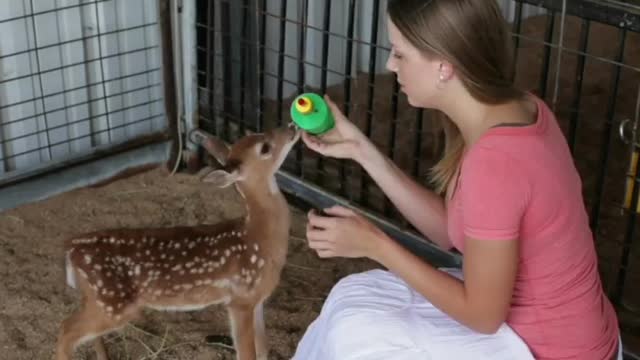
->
[[56, 126, 301, 360]]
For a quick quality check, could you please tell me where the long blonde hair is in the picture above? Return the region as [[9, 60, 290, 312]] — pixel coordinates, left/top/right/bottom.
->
[[387, 0, 525, 195]]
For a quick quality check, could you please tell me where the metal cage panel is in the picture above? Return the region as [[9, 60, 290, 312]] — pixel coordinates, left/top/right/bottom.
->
[[192, 0, 640, 355], [0, 0, 166, 184]]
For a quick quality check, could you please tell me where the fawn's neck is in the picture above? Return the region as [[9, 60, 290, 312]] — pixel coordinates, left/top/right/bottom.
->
[[235, 177, 290, 244]]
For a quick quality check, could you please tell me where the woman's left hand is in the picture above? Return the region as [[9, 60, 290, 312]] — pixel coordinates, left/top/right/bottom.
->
[[305, 205, 388, 259]]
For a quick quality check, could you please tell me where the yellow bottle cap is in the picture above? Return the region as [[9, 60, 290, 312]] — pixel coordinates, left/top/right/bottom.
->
[[295, 96, 314, 114]]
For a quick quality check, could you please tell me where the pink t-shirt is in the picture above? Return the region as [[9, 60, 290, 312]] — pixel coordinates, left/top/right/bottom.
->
[[446, 95, 619, 359]]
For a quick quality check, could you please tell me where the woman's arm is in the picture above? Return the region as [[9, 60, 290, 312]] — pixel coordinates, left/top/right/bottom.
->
[[306, 146, 525, 333], [356, 140, 452, 249], [306, 206, 518, 334], [302, 95, 452, 249], [367, 146, 524, 333], [373, 233, 518, 334]]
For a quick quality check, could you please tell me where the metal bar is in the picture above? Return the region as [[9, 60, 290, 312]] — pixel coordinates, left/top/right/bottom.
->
[[199, 43, 354, 79], [567, 19, 590, 153], [275, 170, 462, 268], [78, 4, 98, 148], [514, 0, 640, 33], [1, 83, 162, 129], [0, 99, 163, 146], [0, 45, 158, 87], [257, 0, 266, 133], [209, 0, 640, 34], [0, 129, 168, 190], [360, 0, 380, 207], [340, 0, 357, 199], [0, 104, 9, 172], [197, 21, 640, 76], [613, 86, 640, 306], [220, 1, 232, 140], [0, 68, 161, 113], [316, 0, 331, 185], [200, 87, 424, 129], [615, 161, 640, 306], [93, 0, 113, 143], [238, 0, 250, 136], [295, 0, 308, 177], [510, 1, 523, 81], [20, 0, 43, 164], [205, 0, 216, 135], [1, 112, 164, 161], [319, 0, 331, 95], [0, 0, 110, 24], [624, 347, 640, 360], [413, 109, 424, 177], [385, 80, 400, 217], [29, 0, 53, 162], [141, 0, 154, 134], [197, 14, 394, 51], [114, 0, 127, 139], [276, 0, 287, 128], [590, 29, 627, 231], [539, 11, 556, 99], [157, 0, 178, 168], [0, 21, 157, 61]]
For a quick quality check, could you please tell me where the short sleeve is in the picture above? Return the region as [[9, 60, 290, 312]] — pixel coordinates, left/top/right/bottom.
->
[[459, 146, 530, 241]]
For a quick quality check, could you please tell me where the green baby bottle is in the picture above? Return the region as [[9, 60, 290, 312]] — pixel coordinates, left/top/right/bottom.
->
[[290, 93, 335, 135]]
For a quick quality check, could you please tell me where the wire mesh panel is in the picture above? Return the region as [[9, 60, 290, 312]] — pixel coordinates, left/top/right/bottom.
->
[[0, 0, 165, 183], [195, 0, 640, 353]]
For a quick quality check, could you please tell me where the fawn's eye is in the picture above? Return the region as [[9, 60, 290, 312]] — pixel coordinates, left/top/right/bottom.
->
[[260, 142, 271, 155]]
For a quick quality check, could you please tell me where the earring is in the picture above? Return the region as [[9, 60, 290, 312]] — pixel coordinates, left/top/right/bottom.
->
[[437, 72, 446, 89]]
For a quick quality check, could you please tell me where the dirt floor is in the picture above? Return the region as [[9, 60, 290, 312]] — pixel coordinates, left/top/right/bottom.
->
[[0, 165, 380, 360]]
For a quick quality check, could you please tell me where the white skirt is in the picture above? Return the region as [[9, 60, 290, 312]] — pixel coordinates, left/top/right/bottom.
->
[[292, 268, 536, 360]]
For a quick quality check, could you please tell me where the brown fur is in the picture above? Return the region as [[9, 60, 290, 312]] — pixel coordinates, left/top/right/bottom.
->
[[56, 126, 301, 360]]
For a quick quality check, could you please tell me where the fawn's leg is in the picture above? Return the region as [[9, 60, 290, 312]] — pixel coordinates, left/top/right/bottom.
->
[[254, 302, 268, 360], [56, 299, 130, 360], [93, 336, 109, 360], [228, 304, 257, 360]]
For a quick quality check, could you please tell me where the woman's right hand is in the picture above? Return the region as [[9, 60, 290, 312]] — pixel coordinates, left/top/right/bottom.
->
[[301, 95, 369, 162]]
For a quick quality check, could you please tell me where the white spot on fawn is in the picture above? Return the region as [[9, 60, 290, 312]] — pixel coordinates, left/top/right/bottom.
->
[[250, 255, 257, 264]]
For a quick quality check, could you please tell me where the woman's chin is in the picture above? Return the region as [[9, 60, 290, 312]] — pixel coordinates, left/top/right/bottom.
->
[[406, 94, 419, 107]]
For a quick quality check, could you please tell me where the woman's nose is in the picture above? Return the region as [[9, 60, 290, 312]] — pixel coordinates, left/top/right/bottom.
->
[[386, 55, 397, 72]]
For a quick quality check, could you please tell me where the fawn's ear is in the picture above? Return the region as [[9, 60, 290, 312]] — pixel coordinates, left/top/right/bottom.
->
[[203, 137, 230, 166], [189, 129, 230, 166], [202, 168, 241, 188]]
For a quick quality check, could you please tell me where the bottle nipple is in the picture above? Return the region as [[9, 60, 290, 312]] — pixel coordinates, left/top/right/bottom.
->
[[295, 96, 314, 114]]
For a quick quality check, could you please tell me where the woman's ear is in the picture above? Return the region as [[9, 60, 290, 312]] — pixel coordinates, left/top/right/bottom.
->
[[438, 61, 455, 82]]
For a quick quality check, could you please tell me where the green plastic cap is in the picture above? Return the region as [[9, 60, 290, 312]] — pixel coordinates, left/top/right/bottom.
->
[[290, 93, 335, 135]]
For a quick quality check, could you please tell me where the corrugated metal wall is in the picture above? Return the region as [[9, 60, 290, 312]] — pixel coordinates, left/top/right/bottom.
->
[[0, 0, 165, 182]]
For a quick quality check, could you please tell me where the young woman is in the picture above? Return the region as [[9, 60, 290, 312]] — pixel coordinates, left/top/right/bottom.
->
[[292, 1, 621, 359]]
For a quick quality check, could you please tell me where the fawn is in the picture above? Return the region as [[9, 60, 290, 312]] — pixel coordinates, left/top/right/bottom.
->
[[56, 125, 301, 360]]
